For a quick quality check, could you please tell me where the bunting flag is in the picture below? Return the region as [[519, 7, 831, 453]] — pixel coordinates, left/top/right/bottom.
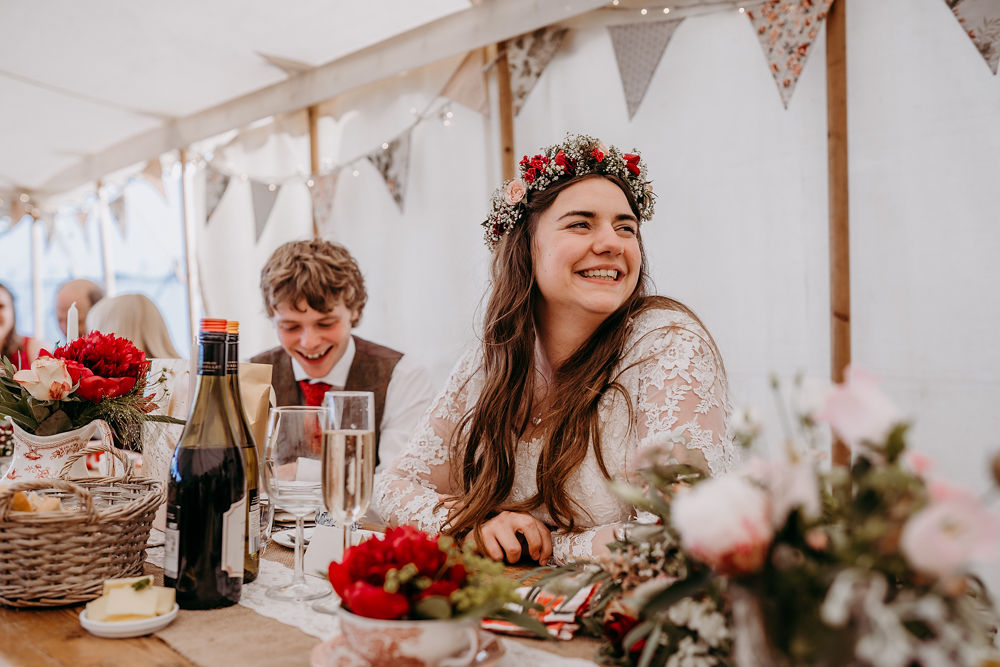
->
[[108, 193, 127, 236], [250, 181, 280, 241], [75, 208, 89, 232], [10, 197, 29, 226], [746, 0, 834, 108], [0, 195, 9, 222], [140, 158, 167, 199], [504, 27, 568, 115], [608, 19, 683, 120], [204, 165, 230, 224], [441, 50, 489, 114], [310, 170, 341, 233], [947, 0, 1000, 74], [40, 213, 57, 246], [366, 132, 411, 212], [256, 51, 314, 77]]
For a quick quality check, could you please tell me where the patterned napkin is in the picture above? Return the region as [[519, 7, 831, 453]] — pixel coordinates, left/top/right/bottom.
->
[[481, 584, 596, 640]]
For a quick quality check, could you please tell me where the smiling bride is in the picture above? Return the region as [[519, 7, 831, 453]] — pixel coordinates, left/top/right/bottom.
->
[[374, 134, 736, 565]]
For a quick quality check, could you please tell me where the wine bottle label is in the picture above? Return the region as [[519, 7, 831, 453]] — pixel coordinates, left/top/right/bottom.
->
[[164, 505, 180, 579], [248, 491, 261, 553], [221, 495, 247, 578]]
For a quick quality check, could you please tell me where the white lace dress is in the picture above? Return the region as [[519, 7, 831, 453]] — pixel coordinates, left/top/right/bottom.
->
[[373, 307, 736, 563]]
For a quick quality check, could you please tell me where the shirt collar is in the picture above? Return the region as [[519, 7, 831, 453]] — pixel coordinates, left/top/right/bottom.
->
[[290, 335, 355, 387]]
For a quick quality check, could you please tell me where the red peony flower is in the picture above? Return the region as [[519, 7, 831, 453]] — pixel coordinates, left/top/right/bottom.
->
[[52, 332, 147, 402], [340, 580, 411, 620], [604, 612, 646, 655]]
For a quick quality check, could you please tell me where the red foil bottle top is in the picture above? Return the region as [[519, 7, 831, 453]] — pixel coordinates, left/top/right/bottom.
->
[[200, 318, 228, 333]]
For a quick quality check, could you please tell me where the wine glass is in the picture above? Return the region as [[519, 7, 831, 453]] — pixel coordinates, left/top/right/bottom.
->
[[312, 391, 375, 614], [260, 406, 332, 601]]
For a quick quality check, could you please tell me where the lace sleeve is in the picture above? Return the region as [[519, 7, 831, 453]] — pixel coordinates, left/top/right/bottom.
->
[[372, 349, 480, 533], [550, 524, 620, 565], [630, 323, 735, 475]]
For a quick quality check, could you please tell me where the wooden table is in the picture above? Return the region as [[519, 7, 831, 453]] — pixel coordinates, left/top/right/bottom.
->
[[0, 560, 600, 666]]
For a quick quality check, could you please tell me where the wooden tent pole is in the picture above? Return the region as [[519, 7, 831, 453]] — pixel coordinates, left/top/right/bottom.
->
[[178, 149, 199, 347], [495, 41, 516, 181], [826, 0, 851, 467], [29, 206, 44, 341], [307, 105, 321, 238], [95, 179, 116, 297]]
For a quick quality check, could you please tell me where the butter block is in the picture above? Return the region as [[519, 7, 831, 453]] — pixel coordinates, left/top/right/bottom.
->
[[155, 586, 175, 615], [105, 585, 158, 619], [102, 576, 153, 595], [85, 595, 110, 621]]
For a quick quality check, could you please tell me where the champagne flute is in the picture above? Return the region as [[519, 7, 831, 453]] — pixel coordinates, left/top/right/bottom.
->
[[260, 406, 332, 601], [312, 391, 375, 614]]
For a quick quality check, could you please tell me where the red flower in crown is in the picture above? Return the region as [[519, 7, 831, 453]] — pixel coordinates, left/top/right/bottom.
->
[[554, 149, 575, 174], [592, 148, 605, 162], [523, 167, 539, 183], [623, 153, 641, 175]]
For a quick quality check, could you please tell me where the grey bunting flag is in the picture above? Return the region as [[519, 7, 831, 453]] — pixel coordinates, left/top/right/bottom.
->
[[947, 0, 1000, 74], [140, 158, 167, 199], [250, 180, 280, 241], [505, 26, 568, 115], [204, 165, 230, 224], [366, 131, 411, 212], [608, 19, 683, 120], [108, 193, 127, 236]]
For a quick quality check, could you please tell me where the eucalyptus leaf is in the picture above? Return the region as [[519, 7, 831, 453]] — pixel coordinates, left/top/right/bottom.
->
[[29, 401, 52, 422], [35, 409, 73, 436]]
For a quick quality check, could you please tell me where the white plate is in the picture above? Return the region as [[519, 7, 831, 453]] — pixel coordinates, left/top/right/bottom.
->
[[273, 527, 315, 549], [79, 603, 179, 638]]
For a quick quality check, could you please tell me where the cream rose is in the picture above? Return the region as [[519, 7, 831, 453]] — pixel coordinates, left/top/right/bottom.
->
[[812, 366, 900, 451], [12, 356, 74, 401], [503, 179, 527, 205]]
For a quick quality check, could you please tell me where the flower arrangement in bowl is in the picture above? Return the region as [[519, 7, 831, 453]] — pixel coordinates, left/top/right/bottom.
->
[[0, 331, 182, 479], [326, 525, 544, 666], [538, 367, 1000, 667]]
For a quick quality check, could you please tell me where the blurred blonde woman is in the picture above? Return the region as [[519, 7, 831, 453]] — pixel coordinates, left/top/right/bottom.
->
[[86, 293, 180, 358]]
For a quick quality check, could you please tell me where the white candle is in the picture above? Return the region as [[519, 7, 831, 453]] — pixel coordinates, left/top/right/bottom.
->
[[67, 301, 79, 341]]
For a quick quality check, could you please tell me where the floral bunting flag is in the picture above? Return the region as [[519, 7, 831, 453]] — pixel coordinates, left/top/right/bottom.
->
[[250, 180, 280, 242], [366, 132, 411, 212], [608, 19, 683, 120], [204, 165, 230, 224], [108, 193, 127, 237], [140, 158, 167, 199], [747, 0, 834, 108], [442, 50, 489, 114], [946, 0, 1000, 74], [504, 27, 569, 115], [310, 169, 341, 233]]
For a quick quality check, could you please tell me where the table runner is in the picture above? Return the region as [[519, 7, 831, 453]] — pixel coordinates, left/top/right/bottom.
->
[[145, 539, 599, 666]]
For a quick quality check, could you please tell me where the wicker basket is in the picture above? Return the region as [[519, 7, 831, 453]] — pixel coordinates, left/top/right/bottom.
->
[[0, 444, 165, 608]]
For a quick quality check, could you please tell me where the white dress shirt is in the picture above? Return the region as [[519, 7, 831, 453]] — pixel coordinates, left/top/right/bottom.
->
[[291, 336, 434, 473]]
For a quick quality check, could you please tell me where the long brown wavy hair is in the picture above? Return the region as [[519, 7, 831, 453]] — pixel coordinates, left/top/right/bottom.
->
[[445, 174, 715, 539]]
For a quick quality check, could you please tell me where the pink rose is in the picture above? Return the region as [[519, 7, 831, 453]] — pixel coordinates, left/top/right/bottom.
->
[[503, 179, 527, 206], [812, 366, 900, 451], [12, 356, 74, 401], [900, 489, 1000, 579], [744, 457, 820, 528], [672, 475, 774, 576]]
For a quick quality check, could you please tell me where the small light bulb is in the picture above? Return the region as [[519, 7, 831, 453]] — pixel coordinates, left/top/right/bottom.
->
[[306, 179, 315, 187], [445, 110, 454, 119], [381, 142, 389, 150], [611, 0, 619, 5], [738, 6, 745, 13], [641, 8, 647, 15], [352, 169, 360, 177], [663, 7, 670, 14], [267, 184, 276, 192], [443, 119, 451, 127], [19, 193, 29, 203]]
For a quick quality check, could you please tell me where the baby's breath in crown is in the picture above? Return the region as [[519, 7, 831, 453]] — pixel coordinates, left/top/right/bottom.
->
[[481, 133, 655, 250]]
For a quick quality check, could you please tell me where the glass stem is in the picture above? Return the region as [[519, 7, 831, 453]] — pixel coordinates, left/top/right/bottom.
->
[[292, 516, 307, 585], [337, 523, 348, 560]]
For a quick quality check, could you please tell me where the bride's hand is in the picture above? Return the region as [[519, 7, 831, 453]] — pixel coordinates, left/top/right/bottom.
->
[[476, 511, 552, 566]]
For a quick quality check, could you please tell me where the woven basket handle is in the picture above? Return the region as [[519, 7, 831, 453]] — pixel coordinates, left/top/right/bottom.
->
[[59, 440, 135, 483], [0, 478, 98, 521]]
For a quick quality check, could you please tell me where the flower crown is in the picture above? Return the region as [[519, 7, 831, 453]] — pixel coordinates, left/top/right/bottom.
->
[[481, 133, 655, 251]]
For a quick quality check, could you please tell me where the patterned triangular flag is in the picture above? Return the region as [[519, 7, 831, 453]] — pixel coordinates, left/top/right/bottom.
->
[[946, 0, 1000, 74], [504, 27, 569, 115], [204, 165, 231, 224], [75, 208, 89, 231], [108, 193, 127, 236], [40, 212, 57, 246], [608, 19, 683, 120], [140, 158, 167, 199], [10, 196, 28, 226], [310, 170, 341, 233], [747, 0, 834, 108], [366, 132, 411, 212], [442, 50, 489, 114], [250, 180, 280, 241]]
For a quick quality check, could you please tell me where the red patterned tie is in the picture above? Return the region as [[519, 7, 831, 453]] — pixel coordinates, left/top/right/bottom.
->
[[298, 381, 332, 407]]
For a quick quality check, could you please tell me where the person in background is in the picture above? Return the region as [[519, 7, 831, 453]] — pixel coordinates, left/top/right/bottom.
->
[[374, 134, 735, 566], [0, 282, 42, 368], [86, 293, 180, 358], [55, 278, 104, 338], [251, 239, 434, 474]]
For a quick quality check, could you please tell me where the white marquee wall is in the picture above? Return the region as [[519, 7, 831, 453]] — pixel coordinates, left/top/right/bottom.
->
[[199, 0, 1000, 512]]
